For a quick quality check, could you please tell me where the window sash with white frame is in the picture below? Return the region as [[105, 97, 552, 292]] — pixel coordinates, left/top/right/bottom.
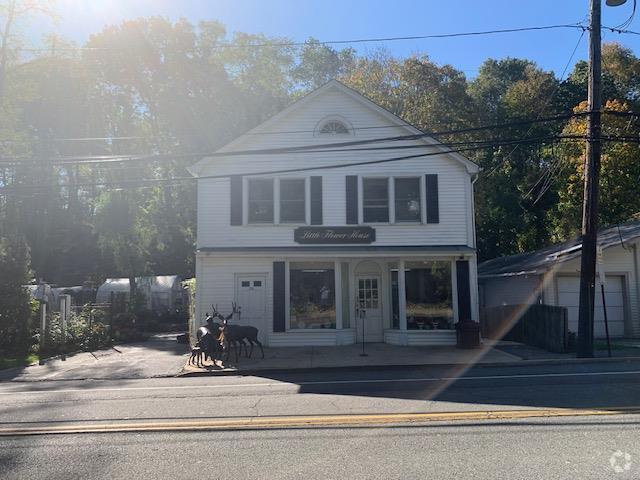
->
[[247, 178, 274, 223], [394, 177, 422, 222], [279, 178, 306, 223], [362, 177, 390, 223]]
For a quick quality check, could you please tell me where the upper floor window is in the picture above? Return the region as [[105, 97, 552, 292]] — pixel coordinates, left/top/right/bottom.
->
[[395, 177, 422, 222], [280, 178, 306, 223], [363, 178, 389, 223], [248, 178, 274, 223], [246, 177, 309, 224], [360, 176, 424, 224]]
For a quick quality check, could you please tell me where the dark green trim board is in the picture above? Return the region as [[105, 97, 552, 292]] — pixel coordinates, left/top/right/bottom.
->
[[273, 262, 286, 332], [198, 245, 475, 254], [346, 175, 358, 224], [456, 260, 471, 321], [230, 175, 243, 226], [425, 174, 439, 224], [310, 176, 323, 225], [341, 262, 350, 329]]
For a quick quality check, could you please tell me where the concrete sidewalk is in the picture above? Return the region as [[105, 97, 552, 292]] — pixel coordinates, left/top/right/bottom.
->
[[0, 334, 189, 382], [181, 342, 525, 375], [181, 338, 640, 375]]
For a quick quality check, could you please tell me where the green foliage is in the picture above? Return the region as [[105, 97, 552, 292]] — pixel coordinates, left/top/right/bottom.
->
[[0, 235, 34, 356], [2, 9, 640, 276], [42, 306, 112, 355]]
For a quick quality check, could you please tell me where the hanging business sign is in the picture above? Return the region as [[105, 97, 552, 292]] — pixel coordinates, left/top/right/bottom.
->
[[294, 226, 376, 244]]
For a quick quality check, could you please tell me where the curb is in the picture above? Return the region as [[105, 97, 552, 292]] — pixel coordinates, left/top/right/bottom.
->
[[177, 355, 640, 377]]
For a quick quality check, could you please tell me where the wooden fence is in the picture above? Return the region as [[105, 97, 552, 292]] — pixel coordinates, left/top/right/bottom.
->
[[480, 304, 569, 353]]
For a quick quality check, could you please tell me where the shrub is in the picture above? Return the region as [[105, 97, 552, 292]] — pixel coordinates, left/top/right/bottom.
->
[[40, 307, 113, 355]]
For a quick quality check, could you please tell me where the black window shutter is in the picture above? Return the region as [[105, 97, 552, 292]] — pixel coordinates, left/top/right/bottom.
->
[[310, 176, 323, 225], [456, 260, 471, 322], [425, 174, 439, 223], [230, 175, 243, 226], [273, 262, 286, 332], [345, 175, 358, 224]]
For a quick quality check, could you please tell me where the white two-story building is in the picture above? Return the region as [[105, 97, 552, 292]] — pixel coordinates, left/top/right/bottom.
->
[[188, 80, 480, 347]]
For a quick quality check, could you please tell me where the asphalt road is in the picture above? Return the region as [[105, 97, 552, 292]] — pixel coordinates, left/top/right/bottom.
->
[[1, 416, 638, 479], [1, 361, 639, 478]]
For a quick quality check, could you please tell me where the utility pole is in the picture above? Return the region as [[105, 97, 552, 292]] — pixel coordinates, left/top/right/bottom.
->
[[577, 0, 602, 358]]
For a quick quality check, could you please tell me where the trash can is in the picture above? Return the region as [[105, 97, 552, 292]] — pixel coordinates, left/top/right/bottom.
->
[[456, 319, 481, 349]]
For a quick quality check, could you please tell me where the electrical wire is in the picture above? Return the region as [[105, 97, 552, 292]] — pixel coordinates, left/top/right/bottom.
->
[[0, 110, 595, 150], [613, 0, 637, 31], [489, 28, 587, 181], [0, 137, 589, 196], [15, 23, 587, 54], [0, 112, 598, 166]]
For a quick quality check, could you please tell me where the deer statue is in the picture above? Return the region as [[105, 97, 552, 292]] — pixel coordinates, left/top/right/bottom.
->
[[217, 302, 264, 360], [212, 303, 244, 362]]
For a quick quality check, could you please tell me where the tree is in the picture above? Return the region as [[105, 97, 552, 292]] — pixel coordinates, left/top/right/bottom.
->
[[468, 59, 562, 260], [552, 99, 640, 240], [292, 39, 355, 91], [94, 191, 150, 310]]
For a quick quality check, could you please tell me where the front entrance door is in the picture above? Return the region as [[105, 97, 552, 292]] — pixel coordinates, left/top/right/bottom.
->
[[235, 275, 267, 342], [356, 276, 383, 342]]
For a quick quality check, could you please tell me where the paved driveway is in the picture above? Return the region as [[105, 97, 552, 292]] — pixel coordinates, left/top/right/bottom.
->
[[0, 334, 189, 382]]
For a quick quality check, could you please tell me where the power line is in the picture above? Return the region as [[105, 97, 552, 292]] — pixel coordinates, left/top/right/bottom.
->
[[489, 28, 587, 180], [0, 133, 591, 168], [0, 109, 596, 147], [0, 137, 590, 195], [0, 111, 598, 166], [4, 132, 640, 196], [15, 23, 587, 54]]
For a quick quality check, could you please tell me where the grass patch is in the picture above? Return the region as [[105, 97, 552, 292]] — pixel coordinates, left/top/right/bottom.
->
[[594, 340, 632, 351], [0, 354, 39, 370]]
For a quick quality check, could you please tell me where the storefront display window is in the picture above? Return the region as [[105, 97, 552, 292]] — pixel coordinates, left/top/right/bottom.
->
[[405, 261, 453, 330], [290, 262, 336, 329]]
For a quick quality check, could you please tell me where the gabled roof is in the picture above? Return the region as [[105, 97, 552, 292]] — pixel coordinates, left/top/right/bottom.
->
[[188, 79, 479, 176], [478, 220, 640, 278]]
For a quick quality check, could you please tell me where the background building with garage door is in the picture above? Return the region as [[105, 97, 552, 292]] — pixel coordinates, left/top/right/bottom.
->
[[478, 220, 640, 339]]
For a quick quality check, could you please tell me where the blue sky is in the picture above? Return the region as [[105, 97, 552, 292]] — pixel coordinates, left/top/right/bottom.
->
[[27, 0, 640, 78]]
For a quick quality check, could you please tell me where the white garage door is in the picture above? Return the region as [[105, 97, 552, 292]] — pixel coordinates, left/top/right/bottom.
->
[[556, 275, 626, 338]]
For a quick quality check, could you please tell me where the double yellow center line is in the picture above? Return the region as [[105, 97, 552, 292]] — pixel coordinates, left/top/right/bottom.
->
[[2, 407, 640, 436]]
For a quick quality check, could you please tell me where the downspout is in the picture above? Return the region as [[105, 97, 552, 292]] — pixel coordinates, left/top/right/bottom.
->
[[633, 243, 640, 337], [471, 173, 479, 250], [471, 172, 480, 323]]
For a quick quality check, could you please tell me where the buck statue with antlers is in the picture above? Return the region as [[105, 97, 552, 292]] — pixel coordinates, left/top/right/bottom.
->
[[212, 302, 264, 361]]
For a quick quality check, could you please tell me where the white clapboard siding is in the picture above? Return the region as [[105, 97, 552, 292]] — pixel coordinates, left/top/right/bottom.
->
[[194, 81, 476, 250], [195, 256, 274, 343], [383, 330, 457, 346], [480, 275, 542, 308], [197, 159, 471, 248]]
